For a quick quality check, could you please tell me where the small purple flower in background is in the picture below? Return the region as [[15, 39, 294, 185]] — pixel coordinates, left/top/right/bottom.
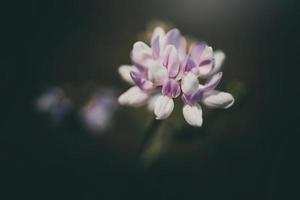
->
[[118, 27, 234, 127], [36, 87, 72, 121], [81, 89, 118, 132]]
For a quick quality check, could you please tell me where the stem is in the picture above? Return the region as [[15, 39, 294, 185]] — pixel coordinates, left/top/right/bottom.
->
[[138, 118, 162, 154]]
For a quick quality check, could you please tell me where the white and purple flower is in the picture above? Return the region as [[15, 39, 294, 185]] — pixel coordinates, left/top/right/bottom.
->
[[81, 89, 118, 132], [118, 27, 234, 127]]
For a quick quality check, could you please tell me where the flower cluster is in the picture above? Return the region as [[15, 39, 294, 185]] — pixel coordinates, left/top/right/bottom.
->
[[118, 27, 234, 127]]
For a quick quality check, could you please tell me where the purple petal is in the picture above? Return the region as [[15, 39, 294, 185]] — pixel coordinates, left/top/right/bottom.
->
[[184, 57, 197, 72], [164, 29, 187, 57], [188, 72, 223, 103], [162, 79, 181, 98], [151, 27, 165, 45], [130, 71, 144, 88], [199, 59, 212, 67], [190, 43, 207, 65], [130, 71, 154, 91], [203, 72, 223, 92], [181, 93, 202, 106], [133, 63, 146, 71], [190, 90, 205, 104], [151, 36, 160, 59], [189, 43, 214, 77], [165, 29, 182, 49], [174, 57, 196, 81], [162, 45, 180, 77]]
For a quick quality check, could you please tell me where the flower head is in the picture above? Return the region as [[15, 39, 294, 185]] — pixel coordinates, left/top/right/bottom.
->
[[118, 27, 234, 127]]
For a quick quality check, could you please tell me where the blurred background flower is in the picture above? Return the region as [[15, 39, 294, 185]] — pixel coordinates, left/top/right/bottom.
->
[[36, 87, 72, 122], [80, 88, 118, 133]]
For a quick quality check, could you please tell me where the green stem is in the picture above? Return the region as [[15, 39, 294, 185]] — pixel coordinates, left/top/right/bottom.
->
[[139, 118, 162, 154]]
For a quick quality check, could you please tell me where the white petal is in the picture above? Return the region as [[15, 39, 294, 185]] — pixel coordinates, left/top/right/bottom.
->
[[118, 65, 134, 84], [190, 63, 213, 78], [202, 90, 234, 109], [147, 61, 168, 85], [183, 104, 203, 127], [118, 86, 149, 107], [147, 94, 160, 111], [154, 95, 174, 119], [211, 50, 226, 75], [131, 41, 152, 64], [198, 63, 213, 78], [181, 72, 199, 95], [201, 46, 213, 62]]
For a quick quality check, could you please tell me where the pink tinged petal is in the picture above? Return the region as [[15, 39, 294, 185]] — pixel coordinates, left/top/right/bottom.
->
[[118, 65, 134, 84], [154, 95, 174, 120], [131, 41, 152, 65], [118, 86, 149, 107], [182, 103, 203, 127], [210, 50, 226, 75], [162, 45, 180, 77], [181, 72, 199, 95], [202, 90, 234, 109], [162, 79, 181, 98], [147, 61, 168, 85], [130, 71, 155, 91], [147, 93, 160, 111]]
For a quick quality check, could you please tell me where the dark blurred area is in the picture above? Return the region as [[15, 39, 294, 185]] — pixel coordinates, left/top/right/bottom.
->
[[1, 0, 299, 199]]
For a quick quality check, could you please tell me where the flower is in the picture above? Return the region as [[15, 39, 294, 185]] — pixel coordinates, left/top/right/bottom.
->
[[118, 27, 234, 127], [81, 89, 118, 132], [36, 87, 72, 121]]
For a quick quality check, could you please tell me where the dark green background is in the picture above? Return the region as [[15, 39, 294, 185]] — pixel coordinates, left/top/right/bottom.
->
[[2, 0, 299, 199]]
